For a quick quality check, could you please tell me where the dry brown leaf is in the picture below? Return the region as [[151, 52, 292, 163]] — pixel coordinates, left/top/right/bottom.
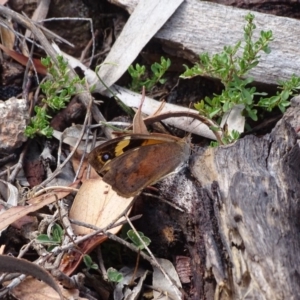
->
[[0, 18, 15, 49], [0, 256, 63, 300], [0, 185, 77, 231], [59, 235, 107, 275], [70, 178, 133, 235], [11, 277, 87, 300], [132, 87, 149, 134], [0, 44, 47, 75], [62, 180, 133, 275]]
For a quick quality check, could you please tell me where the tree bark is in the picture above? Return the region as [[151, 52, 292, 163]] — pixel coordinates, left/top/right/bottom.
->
[[111, 0, 300, 86], [188, 97, 300, 299], [137, 97, 300, 299]]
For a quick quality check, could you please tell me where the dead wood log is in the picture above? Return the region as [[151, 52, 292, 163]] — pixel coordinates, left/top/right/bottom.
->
[[111, 0, 300, 86], [212, 0, 300, 19], [136, 97, 300, 299], [108, 1, 300, 298], [186, 97, 300, 299]]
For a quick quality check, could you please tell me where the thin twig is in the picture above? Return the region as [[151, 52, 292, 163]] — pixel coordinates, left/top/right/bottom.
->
[[96, 247, 108, 281], [51, 197, 136, 254], [143, 111, 223, 144], [8, 142, 29, 182], [74, 82, 93, 182], [80, 29, 98, 67], [33, 186, 79, 198], [69, 215, 142, 231], [142, 192, 185, 212]]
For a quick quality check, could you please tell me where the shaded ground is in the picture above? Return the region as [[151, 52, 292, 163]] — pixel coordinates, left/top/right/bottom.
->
[[0, 0, 299, 299]]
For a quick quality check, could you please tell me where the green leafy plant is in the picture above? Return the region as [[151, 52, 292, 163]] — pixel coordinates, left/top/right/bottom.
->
[[181, 13, 300, 143], [107, 267, 124, 283], [127, 229, 151, 250], [210, 129, 240, 147], [83, 255, 99, 271], [36, 223, 64, 251], [257, 75, 300, 112], [25, 56, 85, 138], [128, 56, 171, 92]]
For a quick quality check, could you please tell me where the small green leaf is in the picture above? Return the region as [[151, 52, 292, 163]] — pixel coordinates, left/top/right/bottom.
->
[[241, 88, 253, 105], [281, 90, 290, 101], [128, 56, 170, 92], [159, 78, 167, 84], [36, 234, 53, 244], [209, 107, 222, 118], [41, 56, 51, 67], [210, 141, 220, 147], [246, 107, 258, 121], [83, 255, 99, 270], [83, 255, 93, 266], [151, 63, 159, 74], [52, 224, 63, 242], [210, 125, 222, 132], [262, 46, 271, 54], [127, 230, 151, 250], [107, 267, 123, 283], [280, 100, 291, 107]]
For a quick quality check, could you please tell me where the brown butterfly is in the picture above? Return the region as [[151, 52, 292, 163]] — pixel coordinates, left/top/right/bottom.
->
[[88, 133, 190, 198]]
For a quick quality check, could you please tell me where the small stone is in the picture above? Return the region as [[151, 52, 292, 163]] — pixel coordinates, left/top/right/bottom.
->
[[0, 98, 29, 154]]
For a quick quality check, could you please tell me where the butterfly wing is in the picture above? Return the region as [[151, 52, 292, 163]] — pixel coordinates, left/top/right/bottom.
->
[[88, 134, 190, 198], [101, 140, 190, 197]]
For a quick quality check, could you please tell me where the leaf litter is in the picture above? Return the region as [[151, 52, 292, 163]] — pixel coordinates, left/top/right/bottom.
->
[[0, 0, 235, 298]]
